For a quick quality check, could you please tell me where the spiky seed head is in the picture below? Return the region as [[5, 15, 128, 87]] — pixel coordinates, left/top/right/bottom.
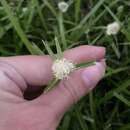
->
[[52, 58, 75, 79]]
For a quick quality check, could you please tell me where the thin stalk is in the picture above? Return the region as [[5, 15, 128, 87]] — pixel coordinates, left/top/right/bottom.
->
[[89, 92, 97, 130], [44, 78, 59, 93], [58, 12, 67, 50], [75, 0, 81, 23]]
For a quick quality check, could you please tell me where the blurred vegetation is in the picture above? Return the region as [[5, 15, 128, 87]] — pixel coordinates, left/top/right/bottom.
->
[[0, 0, 130, 130]]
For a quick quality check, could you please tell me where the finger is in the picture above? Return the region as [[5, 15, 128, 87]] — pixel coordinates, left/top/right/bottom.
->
[[34, 60, 106, 117], [64, 45, 105, 63], [0, 45, 105, 90], [0, 55, 52, 87]]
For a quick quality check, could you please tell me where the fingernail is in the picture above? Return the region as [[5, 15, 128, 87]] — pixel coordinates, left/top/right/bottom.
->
[[95, 62, 106, 77], [82, 62, 105, 90]]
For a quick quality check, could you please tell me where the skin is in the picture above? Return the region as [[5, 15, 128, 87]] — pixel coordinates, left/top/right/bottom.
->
[[0, 45, 106, 130]]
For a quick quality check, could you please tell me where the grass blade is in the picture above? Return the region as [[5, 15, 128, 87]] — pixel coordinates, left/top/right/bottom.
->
[[98, 79, 130, 106], [0, 0, 37, 54], [78, 0, 106, 27], [55, 37, 63, 58], [114, 92, 130, 107], [42, 40, 55, 59], [58, 12, 67, 49], [75, 0, 81, 23], [43, 0, 57, 17]]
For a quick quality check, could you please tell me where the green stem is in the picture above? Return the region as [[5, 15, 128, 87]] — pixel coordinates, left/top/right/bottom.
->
[[44, 78, 59, 93], [58, 12, 67, 50], [75, 0, 81, 23], [89, 92, 97, 130], [76, 61, 95, 69]]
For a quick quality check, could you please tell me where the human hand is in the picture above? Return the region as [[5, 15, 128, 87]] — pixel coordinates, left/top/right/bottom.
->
[[0, 45, 106, 130]]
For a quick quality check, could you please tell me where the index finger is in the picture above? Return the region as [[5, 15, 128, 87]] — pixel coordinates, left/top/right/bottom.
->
[[0, 45, 105, 89]]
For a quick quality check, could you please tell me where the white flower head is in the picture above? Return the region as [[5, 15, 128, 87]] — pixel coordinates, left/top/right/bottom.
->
[[22, 7, 28, 13], [106, 22, 120, 35], [58, 1, 69, 13], [52, 58, 75, 79]]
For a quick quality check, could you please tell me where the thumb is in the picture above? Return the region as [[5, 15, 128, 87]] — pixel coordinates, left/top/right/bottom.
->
[[35, 60, 106, 117]]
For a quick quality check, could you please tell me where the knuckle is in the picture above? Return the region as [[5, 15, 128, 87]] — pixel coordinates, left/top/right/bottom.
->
[[61, 77, 81, 104], [0, 61, 27, 91]]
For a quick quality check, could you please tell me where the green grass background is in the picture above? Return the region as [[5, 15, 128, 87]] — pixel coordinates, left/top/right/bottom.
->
[[0, 0, 130, 130]]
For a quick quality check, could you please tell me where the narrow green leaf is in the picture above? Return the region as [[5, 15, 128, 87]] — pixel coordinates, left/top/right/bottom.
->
[[42, 40, 55, 59], [114, 92, 130, 107], [35, 0, 48, 31], [78, 0, 106, 27], [98, 79, 130, 106], [75, 0, 81, 23], [32, 43, 44, 55], [105, 66, 130, 77], [76, 61, 95, 69], [75, 107, 89, 130], [55, 37, 63, 58], [0, 0, 36, 54], [58, 12, 67, 49], [43, 0, 57, 17]]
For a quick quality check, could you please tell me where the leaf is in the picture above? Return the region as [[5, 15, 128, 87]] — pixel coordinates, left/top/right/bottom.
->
[[0, 0, 37, 54], [55, 37, 63, 58], [42, 40, 55, 59], [114, 92, 130, 107]]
